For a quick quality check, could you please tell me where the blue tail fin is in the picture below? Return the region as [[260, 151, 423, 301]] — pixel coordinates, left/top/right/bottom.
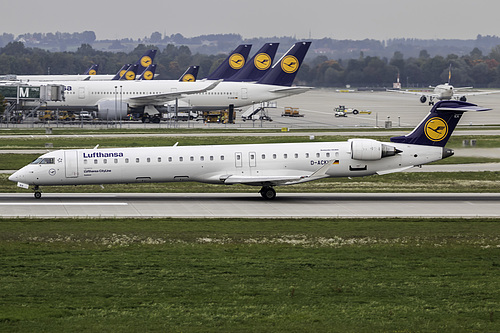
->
[[112, 64, 131, 80], [119, 64, 139, 80], [84, 64, 99, 75], [138, 64, 156, 80], [136, 49, 157, 76], [390, 101, 490, 147], [227, 43, 279, 82], [179, 66, 199, 82], [256, 41, 311, 86], [205, 44, 252, 80]]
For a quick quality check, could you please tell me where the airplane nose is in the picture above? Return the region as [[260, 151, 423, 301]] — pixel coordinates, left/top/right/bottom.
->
[[8, 171, 22, 182]]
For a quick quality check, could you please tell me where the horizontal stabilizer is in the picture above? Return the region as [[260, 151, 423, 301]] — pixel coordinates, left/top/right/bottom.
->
[[269, 86, 313, 94], [435, 105, 491, 112]]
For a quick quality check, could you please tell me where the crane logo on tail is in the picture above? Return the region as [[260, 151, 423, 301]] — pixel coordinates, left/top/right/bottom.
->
[[254, 53, 272, 70], [142, 70, 154, 80], [424, 117, 448, 142], [182, 74, 195, 82], [229, 53, 245, 69], [140, 56, 153, 68], [281, 55, 299, 73]]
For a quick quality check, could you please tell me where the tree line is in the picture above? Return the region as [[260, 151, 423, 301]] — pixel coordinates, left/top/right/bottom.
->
[[2, 41, 500, 88]]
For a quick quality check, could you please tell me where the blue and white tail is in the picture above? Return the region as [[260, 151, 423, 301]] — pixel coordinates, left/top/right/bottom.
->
[[111, 64, 131, 81], [136, 49, 157, 76], [256, 41, 311, 87], [227, 43, 279, 82], [138, 64, 156, 80], [390, 100, 490, 147], [179, 65, 199, 82], [119, 64, 139, 80], [83, 64, 99, 75], [205, 44, 252, 80]]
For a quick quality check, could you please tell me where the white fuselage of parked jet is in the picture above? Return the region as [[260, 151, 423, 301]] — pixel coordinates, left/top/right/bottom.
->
[[14, 74, 115, 82], [26, 79, 310, 112]]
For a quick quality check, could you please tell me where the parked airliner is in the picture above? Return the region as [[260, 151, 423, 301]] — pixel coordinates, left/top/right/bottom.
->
[[24, 42, 311, 119], [9, 100, 489, 200]]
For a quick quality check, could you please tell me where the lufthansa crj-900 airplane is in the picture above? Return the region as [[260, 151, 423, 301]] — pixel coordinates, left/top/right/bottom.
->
[[26, 42, 311, 119], [9, 100, 489, 199]]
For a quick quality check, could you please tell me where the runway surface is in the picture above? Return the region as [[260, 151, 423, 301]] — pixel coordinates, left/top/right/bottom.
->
[[1, 193, 499, 218]]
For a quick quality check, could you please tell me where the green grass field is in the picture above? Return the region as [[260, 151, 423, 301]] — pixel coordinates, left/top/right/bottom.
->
[[1, 218, 499, 332]]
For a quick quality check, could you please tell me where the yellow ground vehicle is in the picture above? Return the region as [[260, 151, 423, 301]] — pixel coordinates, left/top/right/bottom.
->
[[281, 107, 304, 117]]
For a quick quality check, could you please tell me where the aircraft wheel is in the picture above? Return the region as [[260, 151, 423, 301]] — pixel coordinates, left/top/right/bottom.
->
[[34, 191, 42, 199], [260, 186, 276, 200]]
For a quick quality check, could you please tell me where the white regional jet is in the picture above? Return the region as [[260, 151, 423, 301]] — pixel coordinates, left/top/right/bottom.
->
[[24, 42, 311, 119], [9, 100, 489, 200], [388, 66, 500, 105]]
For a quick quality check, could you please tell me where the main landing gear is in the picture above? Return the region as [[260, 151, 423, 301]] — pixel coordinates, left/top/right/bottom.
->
[[33, 185, 42, 199], [259, 186, 276, 200]]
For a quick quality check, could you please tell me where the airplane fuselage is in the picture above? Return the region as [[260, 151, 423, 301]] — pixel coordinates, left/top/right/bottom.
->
[[433, 83, 455, 100], [9, 140, 443, 187], [25, 79, 306, 113]]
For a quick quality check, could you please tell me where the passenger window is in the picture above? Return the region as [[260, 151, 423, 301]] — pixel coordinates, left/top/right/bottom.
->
[[200, 156, 204, 161], [103, 159, 107, 164], [168, 157, 172, 162], [94, 159, 98, 164], [158, 157, 161, 163], [306, 153, 309, 158], [316, 153, 320, 158], [273, 154, 277, 159], [125, 158, 129, 163], [284, 154, 288, 159], [220, 155, 225, 161], [114, 159, 118, 164], [147, 158, 151, 163], [294, 153, 298, 158], [136, 158, 140, 163], [179, 157, 183, 162], [326, 153, 330, 158], [84, 159, 88, 165], [210, 156, 214, 161], [190, 156, 194, 161], [261, 154, 266, 160]]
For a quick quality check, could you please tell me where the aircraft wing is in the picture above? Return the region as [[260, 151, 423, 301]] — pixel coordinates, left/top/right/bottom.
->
[[222, 160, 335, 186], [386, 89, 436, 97], [455, 90, 500, 97], [128, 80, 222, 105]]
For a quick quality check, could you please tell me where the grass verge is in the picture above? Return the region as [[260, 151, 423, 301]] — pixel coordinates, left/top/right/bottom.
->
[[0, 218, 499, 332]]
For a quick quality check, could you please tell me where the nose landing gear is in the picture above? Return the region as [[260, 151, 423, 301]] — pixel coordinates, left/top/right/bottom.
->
[[33, 185, 42, 199]]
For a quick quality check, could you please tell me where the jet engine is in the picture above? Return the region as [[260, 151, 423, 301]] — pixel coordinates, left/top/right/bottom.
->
[[349, 139, 401, 160], [420, 95, 427, 103], [97, 100, 129, 120], [459, 96, 467, 102]]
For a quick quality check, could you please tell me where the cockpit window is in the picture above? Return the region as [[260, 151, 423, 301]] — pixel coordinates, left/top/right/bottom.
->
[[31, 157, 55, 165]]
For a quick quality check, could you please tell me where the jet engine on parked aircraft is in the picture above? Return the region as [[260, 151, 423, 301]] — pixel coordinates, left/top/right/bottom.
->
[[349, 139, 401, 160], [97, 100, 129, 120]]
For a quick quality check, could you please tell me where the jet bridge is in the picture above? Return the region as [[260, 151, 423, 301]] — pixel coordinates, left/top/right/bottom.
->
[[0, 82, 65, 123]]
